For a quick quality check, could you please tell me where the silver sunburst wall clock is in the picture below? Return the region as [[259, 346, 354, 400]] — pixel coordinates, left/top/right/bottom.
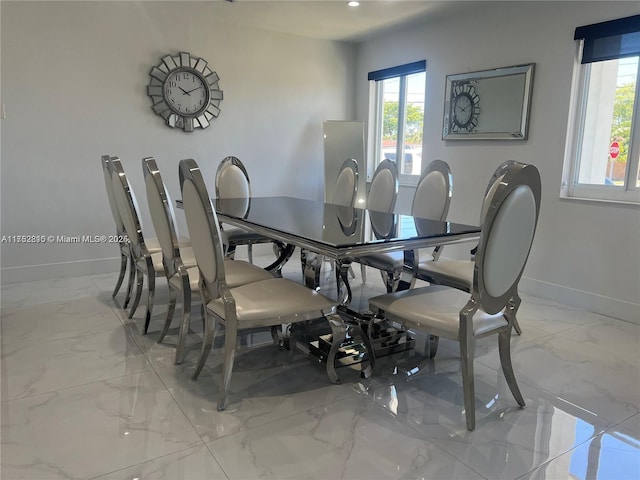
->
[[147, 52, 223, 132]]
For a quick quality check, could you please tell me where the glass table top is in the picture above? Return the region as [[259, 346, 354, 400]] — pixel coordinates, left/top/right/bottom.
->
[[214, 196, 479, 249]]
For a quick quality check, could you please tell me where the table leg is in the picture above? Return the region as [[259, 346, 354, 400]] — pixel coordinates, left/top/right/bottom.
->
[[335, 260, 353, 306], [265, 243, 295, 277], [300, 249, 323, 291]]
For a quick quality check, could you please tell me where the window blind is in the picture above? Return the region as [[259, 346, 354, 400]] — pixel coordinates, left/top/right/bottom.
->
[[368, 60, 426, 81], [574, 14, 640, 64]]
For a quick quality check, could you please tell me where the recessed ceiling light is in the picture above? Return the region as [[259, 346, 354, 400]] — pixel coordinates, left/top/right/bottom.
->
[[348, 1, 360, 7]]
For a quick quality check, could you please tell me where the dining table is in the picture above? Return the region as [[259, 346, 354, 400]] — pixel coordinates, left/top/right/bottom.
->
[[211, 195, 480, 303], [179, 195, 481, 372]]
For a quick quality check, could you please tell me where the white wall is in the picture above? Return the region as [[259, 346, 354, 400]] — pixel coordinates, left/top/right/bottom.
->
[[0, 1, 355, 282], [355, 1, 640, 322]]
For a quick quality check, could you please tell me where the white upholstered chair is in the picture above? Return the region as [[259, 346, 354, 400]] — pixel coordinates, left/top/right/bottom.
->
[[369, 162, 541, 430], [179, 158, 347, 411], [143, 158, 274, 364], [303, 158, 360, 287], [351, 158, 398, 285], [333, 158, 359, 207], [356, 160, 452, 292], [415, 160, 524, 334], [215, 156, 279, 264]]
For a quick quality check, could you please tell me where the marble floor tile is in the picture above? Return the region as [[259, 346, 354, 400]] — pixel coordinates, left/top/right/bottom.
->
[[91, 445, 227, 480], [1, 370, 202, 480], [517, 413, 640, 480], [1, 296, 122, 344], [1, 323, 150, 401], [156, 343, 359, 442], [362, 360, 614, 479], [1, 266, 638, 480], [206, 395, 485, 480], [1, 275, 105, 309], [474, 318, 640, 424]]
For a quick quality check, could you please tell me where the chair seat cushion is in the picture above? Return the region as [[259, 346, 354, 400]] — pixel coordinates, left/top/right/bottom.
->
[[417, 259, 473, 292], [369, 286, 506, 339], [357, 251, 434, 271], [145, 236, 190, 254], [207, 278, 336, 327], [170, 260, 273, 292], [357, 251, 404, 270], [136, 251, 165, 275], [222, 227, 272, 245]]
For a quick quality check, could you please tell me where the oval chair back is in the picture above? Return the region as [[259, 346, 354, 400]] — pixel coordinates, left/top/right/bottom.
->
[[333, 158, 359, 207], [473, 162, 541, 314], [180, 158, 227, 302], [367, 159, 398, 213]]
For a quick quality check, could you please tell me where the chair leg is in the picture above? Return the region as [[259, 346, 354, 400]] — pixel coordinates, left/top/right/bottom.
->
[[360, 264, 367, 283], [459, 331, 476, 431], [175, 286, 192, 365], [112, 251, 128, 297], [124, 255, 136, 308], [509, 293, 523, 335], [158, 286, 177, 344], [382, 270, 400, 293], [192, 310, 216, 381], [218, 321, 238, 411], [128, 269, 144, 319], [498, 327, 525, 407], [247, 244, 253, 264], [143, 267, 156, 334], [326, 312, 346, 384]]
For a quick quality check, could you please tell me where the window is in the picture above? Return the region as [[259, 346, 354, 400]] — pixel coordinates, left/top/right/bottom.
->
[[368, 61, 426, 183], [562, 15, 640, 203]]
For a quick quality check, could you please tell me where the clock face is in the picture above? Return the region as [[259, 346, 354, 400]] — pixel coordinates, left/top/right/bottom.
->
[[163, 69, 209, 116], [450, 83, 479, 133], [147, 52, 223, 132]]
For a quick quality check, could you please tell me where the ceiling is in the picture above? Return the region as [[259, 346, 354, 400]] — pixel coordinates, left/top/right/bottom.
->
[[201, 1, 462, 42]]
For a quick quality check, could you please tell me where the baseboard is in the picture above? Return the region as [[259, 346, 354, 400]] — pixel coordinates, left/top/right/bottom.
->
[[1, 258, 120, 285], [519, 276, 639, 325]]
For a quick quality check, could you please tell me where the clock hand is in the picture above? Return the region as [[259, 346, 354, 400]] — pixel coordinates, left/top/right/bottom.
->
[[185, 86, 204, 94], [179, 87, 191, 96]]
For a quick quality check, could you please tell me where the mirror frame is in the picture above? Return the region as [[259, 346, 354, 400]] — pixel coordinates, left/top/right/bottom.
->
[[442, 63, 535, 140]]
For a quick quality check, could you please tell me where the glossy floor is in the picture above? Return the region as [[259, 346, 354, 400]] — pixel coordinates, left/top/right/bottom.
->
[[1, 252, 639, 479]]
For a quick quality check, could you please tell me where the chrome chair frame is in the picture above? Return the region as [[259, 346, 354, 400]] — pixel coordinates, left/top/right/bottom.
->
[[415, 160, 524, 334], [143, 158, 196, 361], [369, 162, 541, 430], [302, 158, 360, 290], [143, 157, 274, 364], [109, 157, 166, 329], [179, 158, 348, 411], [101, 155, 135, 304], [215, 156, 277, 264]]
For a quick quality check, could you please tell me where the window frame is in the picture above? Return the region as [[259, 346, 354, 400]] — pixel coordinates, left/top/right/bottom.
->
[[367, 61, 427, 187], [562, 16, 640, 205]]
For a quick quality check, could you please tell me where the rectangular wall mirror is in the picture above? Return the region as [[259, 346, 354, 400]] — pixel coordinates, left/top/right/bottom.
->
[[442, 63, 535, 140]]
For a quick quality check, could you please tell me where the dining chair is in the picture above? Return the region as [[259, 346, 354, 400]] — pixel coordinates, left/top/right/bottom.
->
[[215, 156, 279, 264], [142, 157, 274, 364], [333, 158, 359, 207], [301, 158, 360, 289], [101, 155, 136, 305], [351, 158, 398, 285], [356, 160, 452, 293], [109, 157, 175, 327], [179, 158, 348, 411], [415, 160, 524, 334], [368, 162, 541, 430]]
